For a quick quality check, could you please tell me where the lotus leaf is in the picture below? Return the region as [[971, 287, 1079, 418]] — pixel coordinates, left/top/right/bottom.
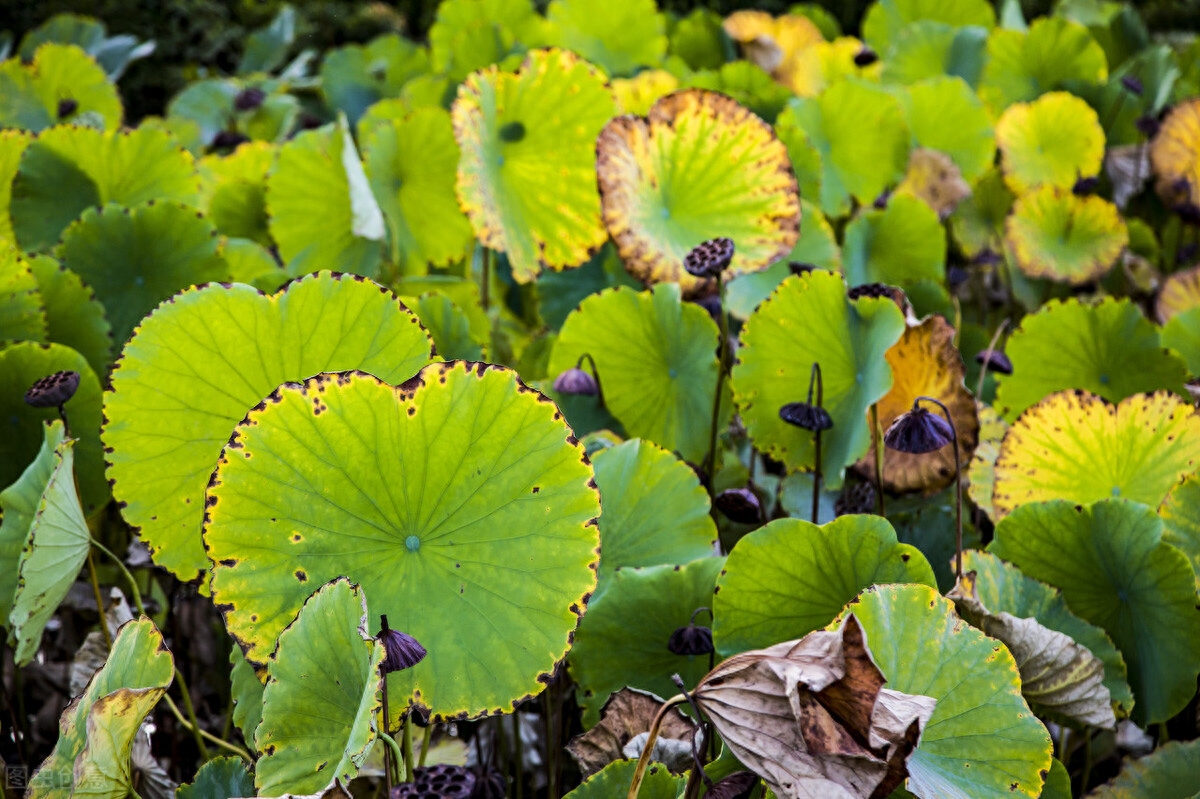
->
[[842, 193, 946, 288], [682, 61, 794, 123], [836, 584, 1052, 798], [28, 618, 174, 799], [899, 76, 995, 183], [862, 0, 995, 54], [429, 0, 547, 81], [0, 43, 121, 132], [165, 79, 240, 147], [949, 168, 1014, 259], [668, 9, 726, 71], [319, 35, 429, 125], [535, 243, 641, 330], [995, 91, 1105, 194], [611, 70, 679, 115], [453, 49, 615, 283], [1088, 739, 1200, 799], [567, 557, 722, 727], [0, 422, 64, 623], [995, 297, 1188, 420], [1156, 264, 1200, 324], [10, 124, 199, 253], [549, 284, 725, 463], [1151, 99, 1200, 211], [205, 363, 600, 721], [979, 17, 1107, 112], [199, 141, 274, 246], [854, 315, 978, 493], [731, 270, 906, 485], [404, 291, 487, 361], [255, 579, 383, 795], [774, 35, 879, 99], [712, 515, 935, 656], [596, 89, 798, 295], [896, 148, 971, 219], [966, 404, 1007, 522], [102, 272, 433, 580], [991, 499, 1200, 724], [177, 757, 255, 799], [1004, 186, 1128, 285], [547, 0, 667, 77], [363, 107, 475, 273], [0, 245, 47, 343], [994, 390, 1200, 520], [563, 759, 685, 799], [782, 80, 911, 217], [266, 117, 385, 278], [1159, 473, 1200, 586], [890, 500, 982, 593], [222, 238, 287, 292], [882, 21, 988, 87], [0, 129, 30, 241], [722, 10, 824, 93], [1162, 307, 1200, 377], [18, 13, 154, 81]]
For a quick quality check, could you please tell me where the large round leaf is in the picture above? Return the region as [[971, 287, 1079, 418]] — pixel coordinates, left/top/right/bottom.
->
[[993, 390, 1200, 518], [0, 245, 47, 343], [731, 270, 907, 485], [712, 515, 935, 656], [548, 284, 724, 463], [841, 194, 946, 288], [1088, 739, 1200, 799], [205, 363, 601, 721], [995, 297, 1188, 421], [1004, 186, 1128, 285], [1159, 472, 1200, 586], [995, 91, 1105, 194], [0, 43, 121, 132], [103, 272, 435, 581], [255, 579, 383, 795], [27, 255, 112, 377], [10, 124, 198, 253], [978, 17, 1107, 112], [0, 341, 106, 514], [861, 0, 995, 54], [1149, 98, 1200, 212], [57, 202, 229, 346], [596, 89, 799, 295], [546, 0, 667, 77], [899, 76, 995, 183], [991, 499, 1200, 724], [838, 584, 1052, 799], [452, 48, 616, 283], [429, 0, 548, 82], [567, 557, 723, 727]]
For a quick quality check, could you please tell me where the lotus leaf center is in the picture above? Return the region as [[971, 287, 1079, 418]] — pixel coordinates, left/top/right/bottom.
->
[[1099, 374, 1109, 384], [405, 535, 421, 552], [1111, 486, 1121, 496], [668, 368, 677, 379]]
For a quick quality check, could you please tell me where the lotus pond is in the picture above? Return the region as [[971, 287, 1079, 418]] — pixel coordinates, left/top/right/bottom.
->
[[1, 1, 1200, 797]]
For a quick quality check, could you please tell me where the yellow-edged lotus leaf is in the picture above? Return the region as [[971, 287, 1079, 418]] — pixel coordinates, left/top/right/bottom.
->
[[1160, 473, 1200, 587], [967, 404, 1008, 522], [1156, 264, 1200, 323], [1150, 98, 1200, 211], [198, 141, 275, 246], [453, 49, 616, 283], [992, 390, 1200, 518], [855, 315, 979, 493], [596, 89, 799, 296], [778, 36, 875, 98], [979, 17, 1107, 113], [1005, 186, 1128, 285], [995, 91, 1105, 194], [897, 147, 971, 219], [611, 69, 679, 115], [723, 11, 825, 91]]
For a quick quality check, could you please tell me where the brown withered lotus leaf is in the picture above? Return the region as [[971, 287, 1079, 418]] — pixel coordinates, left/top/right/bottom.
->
[[854, 316, 979, 493], [596, 89, 800, 298], [1156, 263, 1200, 324], [896, 148, 972, 220], [691, 615, 935, 799], [566, 688, 696, 778]]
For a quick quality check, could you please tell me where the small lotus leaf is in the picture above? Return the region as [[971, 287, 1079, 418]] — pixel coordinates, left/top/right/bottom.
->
[[882, 21, 988, 88], [842, 194, 946, 288], [949, 168, 1013, 259], [230, 644, 264, 752], [177, 756, 255, 799], [996, 91, 1105, 193], [19, 14, 154, 82], [979, 17, 1107, 112], [1150, 98, 1200, 211], [900, 77, 995, 183], [611, 69, 679, 115], [1004, 186, 1128, 285], [0, 43, 121, 132], [563, 759, 685, 799], [896, 148, 972, 219], [966, 404, 1008, 522], [682, 61, 794, 123], [429, 0, 547, 82], [1156, 263, 1200, 324], [403, 291, 487, 361], [723, 10, 825, 94], [1162, 307, 1200, 377], [1158, 473, 1200, 587], [547, 0, 667, 77], [198, 141, 275, 246], [1088, 739, 1200, 799], [320, 35, 429, 125]]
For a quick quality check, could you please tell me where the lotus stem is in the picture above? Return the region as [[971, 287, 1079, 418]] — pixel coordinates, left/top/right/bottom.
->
[[626, 694, 687, 799], [704, 274, 730, 494], [88, 538, 145, 617], [159, 693, 251, 761], [575, 352, 606, 408], [975, 318, 1010, 402], [515, 711, 525, 799], [1081, 727, 1094, 792], [378, 730, 404, 782], [808, 362, 825, 524], [85, 549, 113, 653], [402, 711, 415, 782], [418, 723, 432, 768], [496, 710, 509, 791], [871, 404, 886, 517], [172, 667, 211, 761], [480, 247, 491, 311], [56, 402, 70, 438], [380, 615, 394, 793], [914, 396, 962, 580]]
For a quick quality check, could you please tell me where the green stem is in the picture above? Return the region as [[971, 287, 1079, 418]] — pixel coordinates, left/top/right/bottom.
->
[[160, 694, 250, 761], [418, 723, 432, 768], [378, 731, 405, 783], [480, 247, 491, 312], [1081, 727, 1094, 793], [85, 549, 113, 653], [89, 538, 145, 617], [173, 668, 210, 761], [704, 276, 729, 493], [402, 713, 415, 782], [626, 695, 687, 799], [871, 404, 886, 517]]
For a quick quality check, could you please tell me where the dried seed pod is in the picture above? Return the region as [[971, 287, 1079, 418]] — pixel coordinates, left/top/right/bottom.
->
[[853, 46, 879, 67], [683, 237, 735, 278], [25, 371, 80, 408], [57, 98, 78, 119], [668, 622, 715, 656], [974, 349, 1013, 375], [234, 86, 267, 111], [715, 487, 763, 525], [779, 401, 833, 432], [883, 404, 954, 454], [378, 616, 427, 673]]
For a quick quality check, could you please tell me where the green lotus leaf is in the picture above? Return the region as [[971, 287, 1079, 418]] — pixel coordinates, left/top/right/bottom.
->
[[221, 238, 287, 292], [1162, 306, 1200, 378], [177, 756, 255, 799], [363, 107, 475, 273], [320, 34, 429, 126], [429, 0, 548, 82], [996, 91, 1105, 194], [1005, 186, 1127, 286], [27, 255, 112, 376], [568, 557, 722, 727], [255, 578, 383, 796], [199, 141, 275, 246], [230, 644, 264, 752], [731, 270, 906, 485], [0, 129, 31, 242], [882, 21, 988, 87], [19, 13, 154, 81], [547, 0, 667, 77], [956, 549, 1133, 724], [0, 244, 47, 343], [1040, 759, 1072, 799], [165, 79, 240, 147], [402, 291, 487, 360], [103, 272, 435, 581], [6, 423, 92, 665], [899, 76, 995, 183], [979, 17, 1107, 112], [782, 80, 911, 217], [597, 89, 799, 294], [890, 499, 982, 593], [681, 61, 794, 124], [28, 617, 174, 799], [1071, 45, 1178, 148], [58, 202, 229, 346], [994, 298, 1189, 421], [725, 200, 840, 320], [548, 284, 724, 463], [0, 43, 122, 133], [667, 8, 726, 71], [842, 193, 946, 288], [1159, 472, 1200, 587], [991, 499, 1200, 724], [712, 515, 935, 656], [837, 584, 1052, 798], [591, 438, 716, 579], [862, 0, 995, 54], [266, 117, 385, 278], [1088, 739, 1200, 799], [0, 341, 106, 514], [10, 124, 199, 253], [453, 49, 616, 283], [204, 363, 601, 722], [949, 168, 1013, 259], [564, 759, 685, 799], [775, 111, 823, 209], [0, 422, 65, 624], [535, 243, 641, 330]]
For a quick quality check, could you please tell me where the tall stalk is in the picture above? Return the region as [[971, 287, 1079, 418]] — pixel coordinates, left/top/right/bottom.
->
[[704, 274, 729, 493]]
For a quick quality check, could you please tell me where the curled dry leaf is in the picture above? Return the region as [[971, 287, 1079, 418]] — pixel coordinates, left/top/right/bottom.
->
[[691, 615, 935, 799], [566, 687, 696, 778], [896, 148, 972, 220]]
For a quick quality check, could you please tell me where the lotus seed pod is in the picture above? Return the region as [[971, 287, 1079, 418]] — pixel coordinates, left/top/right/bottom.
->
[[779, 401, 833, 432], [667, 622, 714, 656], [553, 367, 599, 396], [974, 349, 1014, 375], [715, 487, 763, 524], [25, 371, 80, 408], [884, 404, 954, 454], [378, 616, 427, 673], [234, 86, 267, 111], [853, 46, 879, 67], [57, 98, 78, 119], [683, 237, 735, 278]]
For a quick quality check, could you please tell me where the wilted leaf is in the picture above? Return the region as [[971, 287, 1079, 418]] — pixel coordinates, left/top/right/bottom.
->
[[566, 688, 696, 778], [896, 148, 971, 219], [1087, 739, 1200, 799]]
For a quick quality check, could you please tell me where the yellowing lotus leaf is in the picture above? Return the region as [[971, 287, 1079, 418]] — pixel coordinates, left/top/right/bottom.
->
[[778, 36, 876, 98], [896, 147, 972, 220], [1150, 98, 1200, 211], [995, 91, 1105, 194], [1156, 264, 1200, 324], [967, 404, 1008, 522], [596, 89, 800, 296], [611, 70, 679, 115], [993, 390, 1200, 519], [1004, 186, 1129, 286], [723, 11, 825, 92], [855, 315, 979, 493], [452, 48, 616, 283]]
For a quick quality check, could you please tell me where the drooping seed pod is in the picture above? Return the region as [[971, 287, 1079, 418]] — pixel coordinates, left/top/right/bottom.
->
[[883, 404, 954, 455]]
